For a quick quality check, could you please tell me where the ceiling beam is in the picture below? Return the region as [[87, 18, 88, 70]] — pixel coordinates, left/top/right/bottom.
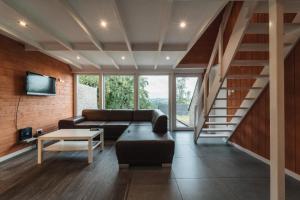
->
[[172, 1, 228, 69], [0, 22, 82, 69], [2, 0, 100, 69], [72, 67, 204, 74], [58, 0, 119, 69], [154, 0, 173, 70], [25, 42, 188, 52], [111, 0, 138, 70]]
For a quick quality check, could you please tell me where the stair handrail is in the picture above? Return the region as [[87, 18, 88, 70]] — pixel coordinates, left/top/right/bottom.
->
[[189, 2, 233, 117], [188, 78, 200, 112], [194, 1, 258, 143]]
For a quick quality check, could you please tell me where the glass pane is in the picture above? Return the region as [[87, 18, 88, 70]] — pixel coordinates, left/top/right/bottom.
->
[[104, 75, 134, 109], [176, 77, 198, 128], [138, 75, 169, 115], [76, 75, 99, 115]]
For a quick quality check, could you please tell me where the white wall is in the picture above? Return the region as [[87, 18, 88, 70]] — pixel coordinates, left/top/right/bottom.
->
[[76, 83, 98, 115]]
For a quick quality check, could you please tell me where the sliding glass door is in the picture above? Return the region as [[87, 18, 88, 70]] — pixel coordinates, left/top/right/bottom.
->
[[175, 76, 199, 130]]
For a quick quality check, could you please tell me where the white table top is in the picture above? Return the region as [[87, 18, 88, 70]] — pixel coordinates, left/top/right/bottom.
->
[[39, 129, 103, 140]]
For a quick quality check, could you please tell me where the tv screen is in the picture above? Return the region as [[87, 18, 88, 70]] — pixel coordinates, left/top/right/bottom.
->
[[26, 72, 56, 96]]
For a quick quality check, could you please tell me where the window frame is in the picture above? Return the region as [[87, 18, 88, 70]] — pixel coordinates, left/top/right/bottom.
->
[[74, 70, 201, 131]]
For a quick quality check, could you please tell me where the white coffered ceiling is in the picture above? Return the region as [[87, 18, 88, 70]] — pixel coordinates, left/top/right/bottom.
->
[[0, 0, 227, 71]]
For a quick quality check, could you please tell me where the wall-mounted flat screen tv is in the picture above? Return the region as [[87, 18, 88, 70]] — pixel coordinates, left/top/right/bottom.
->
[[26, 72, 56, 96]]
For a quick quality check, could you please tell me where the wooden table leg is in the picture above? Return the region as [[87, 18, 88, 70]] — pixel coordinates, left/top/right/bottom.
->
[[88, 139, 93, 164], [37, 139, 43, 164]]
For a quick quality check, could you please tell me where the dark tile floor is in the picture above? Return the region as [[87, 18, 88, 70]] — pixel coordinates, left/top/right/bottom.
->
[[0, 131, 299, 200]]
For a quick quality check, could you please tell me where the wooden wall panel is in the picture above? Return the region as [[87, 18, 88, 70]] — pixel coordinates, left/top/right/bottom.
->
[[265, 88, 270, 159], [284, 47, 295, 171], [179, 8, 223, 66], [295, 43, 300, 174], [230, 41, 300, 175], [227, 66, 263, 121], [0, 34, 74, 157], [223, 1, 242, 52]]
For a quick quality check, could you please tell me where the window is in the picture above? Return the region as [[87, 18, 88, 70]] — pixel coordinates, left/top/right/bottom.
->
[[138, 75, 169, 115], [76, 75, 99, 115], [175, 76, 198, 128], [104, 75, 134, 109]]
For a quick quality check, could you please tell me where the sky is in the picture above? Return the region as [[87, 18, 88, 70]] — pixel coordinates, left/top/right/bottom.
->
[[142, 76, 198, 99]]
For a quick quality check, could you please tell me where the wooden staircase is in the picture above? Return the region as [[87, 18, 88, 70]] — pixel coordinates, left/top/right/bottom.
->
[[192, 1, 300, 143]]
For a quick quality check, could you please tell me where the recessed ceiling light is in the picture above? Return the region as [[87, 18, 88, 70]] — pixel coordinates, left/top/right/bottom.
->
[[179, 21, 186, 29], [100, 20, 107, 28], [76, 56, 80, 60], [166, 56, 170, 60], [18, 20, 27, 27], [121, 56, 125, 60]]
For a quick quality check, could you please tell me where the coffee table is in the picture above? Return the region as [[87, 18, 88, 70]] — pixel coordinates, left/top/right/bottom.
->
[[37, 129, 104, 164]]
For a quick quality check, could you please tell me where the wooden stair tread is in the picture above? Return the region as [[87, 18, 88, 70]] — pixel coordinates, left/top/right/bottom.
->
[[226, 74, 269, 79], [220, 87, 263, 90], [215, 97, 256, 100], [205, 122, 237, 125], [202, 128, 233, 132], [199, 133, 230, 138], [211, 107, 249, 109], [207, 115, 243, 118], [246, 23, 300, 34]]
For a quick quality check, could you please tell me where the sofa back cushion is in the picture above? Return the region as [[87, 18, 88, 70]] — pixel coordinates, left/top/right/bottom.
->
[[107, 110, 133, 121], [82, 109, 110, 121], [133, 110, 153, 121], [152, 109, 168, 134], [81, 109, 168, 133], [82, 109, 133, 121]]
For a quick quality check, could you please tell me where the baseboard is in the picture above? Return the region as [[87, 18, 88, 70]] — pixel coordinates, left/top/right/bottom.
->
[[229, 142, 300, 181], [0, 145, 35, 163]]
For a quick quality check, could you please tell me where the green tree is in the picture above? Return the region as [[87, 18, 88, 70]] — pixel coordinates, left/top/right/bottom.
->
[[176, 78, 191, 104], [105, 76, 134, 109], [78, 75, 154, 109], [79, 75, 99, 87], [138, 78, 154, 109]]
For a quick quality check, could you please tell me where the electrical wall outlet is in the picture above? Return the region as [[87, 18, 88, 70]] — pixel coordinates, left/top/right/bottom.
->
[[36, 129, 43, 136]]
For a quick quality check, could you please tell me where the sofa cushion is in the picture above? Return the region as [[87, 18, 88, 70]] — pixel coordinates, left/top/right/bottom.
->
[[82, 109, 110, 121], [152, 109, 168, 134], [106, 110, 133, 121], [125, 124, 153, 135], [120, 126, 172, 141], [116, 129, 175, 165], [133, 110, 153, 121], [75, 121, 105, 128], [58, 116, 85, 129], [102, 121, 131, 140]]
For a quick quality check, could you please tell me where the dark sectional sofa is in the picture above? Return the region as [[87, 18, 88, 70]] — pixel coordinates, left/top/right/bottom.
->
[[58, 109, 175, 166]]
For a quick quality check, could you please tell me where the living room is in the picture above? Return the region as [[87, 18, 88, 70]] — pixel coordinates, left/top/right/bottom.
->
[[1, 0, 300, 200]]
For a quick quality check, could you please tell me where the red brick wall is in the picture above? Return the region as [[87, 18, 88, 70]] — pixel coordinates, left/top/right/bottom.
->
[[0, 34, 74, 157]]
